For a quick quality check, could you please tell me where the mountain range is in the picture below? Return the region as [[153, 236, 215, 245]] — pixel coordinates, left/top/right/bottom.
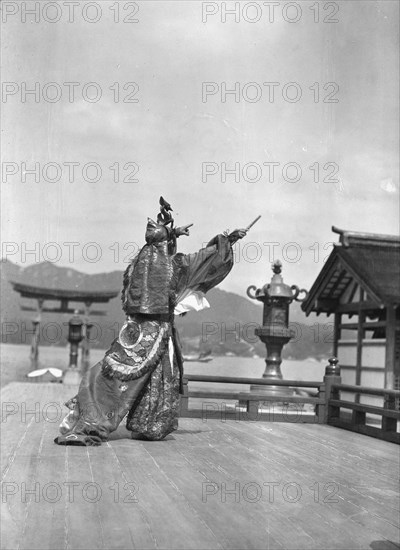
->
[[0, 259, 330, 359]]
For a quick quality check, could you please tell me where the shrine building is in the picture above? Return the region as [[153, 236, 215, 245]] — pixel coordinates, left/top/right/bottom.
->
[[302, 226, 400, 396]]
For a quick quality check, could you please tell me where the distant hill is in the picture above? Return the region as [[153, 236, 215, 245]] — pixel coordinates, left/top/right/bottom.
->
[[0, 259, 331, 359]]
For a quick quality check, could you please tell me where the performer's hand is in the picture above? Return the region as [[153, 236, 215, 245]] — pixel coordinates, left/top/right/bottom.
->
[[175, 224, 193, 237], [228, 228, 247, 243]]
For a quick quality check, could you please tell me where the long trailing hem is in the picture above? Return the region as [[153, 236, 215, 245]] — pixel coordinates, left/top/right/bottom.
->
[[54, 318, 180, 446], [126, 345, 180, 440]]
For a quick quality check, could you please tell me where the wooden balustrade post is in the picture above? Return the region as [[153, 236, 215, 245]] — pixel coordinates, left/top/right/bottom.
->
[[317, 380, 326, 424], [382, 394, 397, 433], [247, 399, 260, 419], [323, 357, 341, 424], [180, 377, 189, 417], [351, 409, 366, 426]]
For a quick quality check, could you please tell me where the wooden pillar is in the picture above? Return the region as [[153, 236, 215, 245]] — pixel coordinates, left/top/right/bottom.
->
[[384, 306, 397, 389], [30, 319, 40, 368], [355, 292, 365, 403], [30, 299, 43, 369], [333, 312, 341, 357]]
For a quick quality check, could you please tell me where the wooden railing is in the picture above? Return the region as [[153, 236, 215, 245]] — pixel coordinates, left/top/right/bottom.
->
[[179, 358, 400, 443], [327, 383, 400, 444], [180, 373, 326, 424]]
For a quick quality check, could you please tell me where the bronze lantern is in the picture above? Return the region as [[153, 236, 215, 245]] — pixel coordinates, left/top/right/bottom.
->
[[247, 260, 308, 395]]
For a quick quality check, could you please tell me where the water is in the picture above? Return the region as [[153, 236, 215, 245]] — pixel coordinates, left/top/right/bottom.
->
[[184, 355, 325, 393], [0, 343, 326, 390]]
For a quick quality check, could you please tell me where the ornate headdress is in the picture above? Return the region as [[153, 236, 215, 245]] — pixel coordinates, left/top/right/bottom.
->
[[145, 196, 177, 255]]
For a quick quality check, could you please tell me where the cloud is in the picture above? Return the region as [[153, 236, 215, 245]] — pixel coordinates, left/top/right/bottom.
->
[[380, 177, 398, 194]]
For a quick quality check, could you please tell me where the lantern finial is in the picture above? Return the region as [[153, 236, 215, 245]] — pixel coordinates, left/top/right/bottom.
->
[[272, 260, 282, 275]]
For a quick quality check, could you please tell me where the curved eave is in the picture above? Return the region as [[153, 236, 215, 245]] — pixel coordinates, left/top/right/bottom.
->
[[301, 246, 383, 316], [301, 247, 338, 316]]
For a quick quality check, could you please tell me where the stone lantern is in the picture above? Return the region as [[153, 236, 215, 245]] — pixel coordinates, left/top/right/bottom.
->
[[63, 310, 84, 385], [247, 260, 308, 395], [81, 320, 94, 376]]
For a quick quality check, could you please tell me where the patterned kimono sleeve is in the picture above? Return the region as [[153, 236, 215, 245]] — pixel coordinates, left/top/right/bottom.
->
[[174, 234, 234, 300]]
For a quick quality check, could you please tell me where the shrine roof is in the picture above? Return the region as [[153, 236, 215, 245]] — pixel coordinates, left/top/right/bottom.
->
[[302, 226, 400, 315]]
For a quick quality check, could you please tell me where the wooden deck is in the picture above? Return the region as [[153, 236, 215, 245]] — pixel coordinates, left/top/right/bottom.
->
[[1, 383, 399, 550]]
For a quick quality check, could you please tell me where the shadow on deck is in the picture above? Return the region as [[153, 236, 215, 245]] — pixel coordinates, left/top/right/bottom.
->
[[1, 383, 399, 550]]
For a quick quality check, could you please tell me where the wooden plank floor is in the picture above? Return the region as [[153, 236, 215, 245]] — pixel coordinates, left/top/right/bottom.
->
[[1, 383, 399, 550]]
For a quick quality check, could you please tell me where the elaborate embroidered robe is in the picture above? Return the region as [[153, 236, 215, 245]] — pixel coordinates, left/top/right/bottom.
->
[[54, 227, 234, 446]]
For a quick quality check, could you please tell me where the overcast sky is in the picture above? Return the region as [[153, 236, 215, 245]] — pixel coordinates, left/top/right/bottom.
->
[[2, 0, 399, 296]]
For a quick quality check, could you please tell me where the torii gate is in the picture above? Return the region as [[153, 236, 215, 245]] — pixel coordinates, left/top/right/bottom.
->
[[11, 281, 119, 375]]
